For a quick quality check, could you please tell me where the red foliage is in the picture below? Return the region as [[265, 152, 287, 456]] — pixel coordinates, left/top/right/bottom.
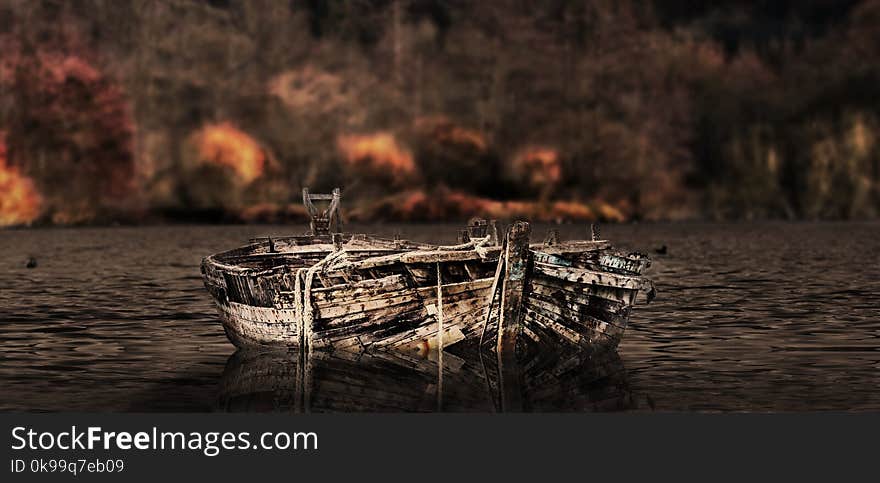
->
[[0, 32, 136, 223]]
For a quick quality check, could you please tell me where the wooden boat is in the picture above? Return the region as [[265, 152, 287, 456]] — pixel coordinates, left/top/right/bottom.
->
[[201, 188, 655, 355]]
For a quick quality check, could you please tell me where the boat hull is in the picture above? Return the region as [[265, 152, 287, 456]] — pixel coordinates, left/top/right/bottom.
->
[[215, 300, 300, 347], [203, 260, 646, 353], [201, 229, 653, 354], [203, 263, 495, 351]]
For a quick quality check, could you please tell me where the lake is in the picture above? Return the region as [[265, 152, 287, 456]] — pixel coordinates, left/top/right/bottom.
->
[[1, 222, 877, 411]]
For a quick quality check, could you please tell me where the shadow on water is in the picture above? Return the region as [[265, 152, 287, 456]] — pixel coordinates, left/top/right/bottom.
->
[[216, 344, 640, 413]]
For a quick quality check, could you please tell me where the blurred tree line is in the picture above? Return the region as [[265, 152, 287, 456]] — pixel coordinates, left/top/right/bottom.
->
[[1, 0, 879, 224]]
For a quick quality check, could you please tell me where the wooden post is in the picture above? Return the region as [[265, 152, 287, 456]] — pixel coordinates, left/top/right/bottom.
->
[[489, 220, 499, 246], [496, 221, 530, 411], [543, 228, 559, 246], [330, 188, 342, 234]]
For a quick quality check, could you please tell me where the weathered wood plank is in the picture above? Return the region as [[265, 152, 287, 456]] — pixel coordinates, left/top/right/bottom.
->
[[536, 277, 635, 307], [312, 274, 409, 296], [531, 240, 610, 254], [316, 299, 425, 328], [497, 221, 530, 411], [313, 308, 429, 349], [598, 253, 650, 274], [524, 295, 627, 337], [532, 251, 572, 267], [529, 283, 632, 323], [315, 291, 422, 319], [532, 262, 644, 290], [522, 308, 583, 345]]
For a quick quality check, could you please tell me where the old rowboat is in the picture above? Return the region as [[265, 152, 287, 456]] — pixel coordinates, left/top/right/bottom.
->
[[201, 188, 655, 355]]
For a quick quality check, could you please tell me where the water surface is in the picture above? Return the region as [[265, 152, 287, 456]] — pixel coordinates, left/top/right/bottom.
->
[[1, 222, 877, 411]]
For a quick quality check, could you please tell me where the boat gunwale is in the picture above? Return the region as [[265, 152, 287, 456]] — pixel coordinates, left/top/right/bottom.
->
[[204, 235, 643, 282], [203, 233, 433, 273]]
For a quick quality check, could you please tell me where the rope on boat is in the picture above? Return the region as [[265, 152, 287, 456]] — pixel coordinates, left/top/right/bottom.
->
[[293, 266, 309, 412], [438, 235, 492, 252], [299, 250, 348, 353], [294, 267, 306, 345], [436, 262, 443, 411]]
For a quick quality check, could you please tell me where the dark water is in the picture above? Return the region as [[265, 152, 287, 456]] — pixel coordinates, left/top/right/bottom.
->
[[1, 222, 878, 412]]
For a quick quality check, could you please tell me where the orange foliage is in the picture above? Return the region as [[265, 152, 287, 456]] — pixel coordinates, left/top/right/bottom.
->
[[2, 41, 136, 222], [351, 189, 622, 222], [50, 202, 95, 225], [337, 132, 417, 183], [550, 201, 595, 221], [197, 123, 266, 183], [0, 134, 42, 226], [414, 116, 487, 151], [511, 147, 562, 188], [595, 202, 626, 222], [39, 53, 102, 85]]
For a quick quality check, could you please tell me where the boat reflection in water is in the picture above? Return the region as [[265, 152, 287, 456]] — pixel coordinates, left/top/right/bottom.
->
[[217, 344, 639, 412]]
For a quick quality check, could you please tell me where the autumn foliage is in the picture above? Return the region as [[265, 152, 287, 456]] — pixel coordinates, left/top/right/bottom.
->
[[337, 133, 417, 185], [0, 134, 42, 226], [1, 1, 880, 225], [196, 123, 266, 184]]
